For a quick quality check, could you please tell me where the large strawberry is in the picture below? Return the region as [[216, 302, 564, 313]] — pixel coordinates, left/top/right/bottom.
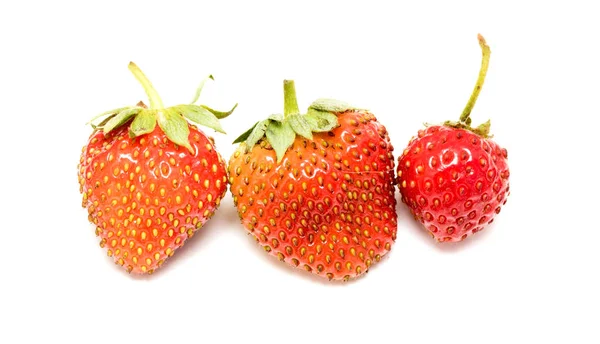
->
[[228, 81, 397, 281], [397, 34, 510, 242], [78, 62, 235, 274]]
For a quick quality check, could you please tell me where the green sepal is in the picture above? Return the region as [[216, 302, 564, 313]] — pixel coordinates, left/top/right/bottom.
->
[[91, 115, 114, 131], [266, 120, 295, 162], [190, 75, 214, 105], [443, 119, 492, 138], [305, 109, 339, 132], [129, 110, 157, 137], [176, 105, 225, 134], [309, 98, 356, 113], [233, 80, 353, 163], [246, 119, 271, 149], [157, 108, 193, 152], [201, 103, 238, 119], [287, 114, 313, 140], [268, 114, 284, 122], [103, 107, 142, 134], [88, 106, 130, 125], [234, 103, 345, 156], [475, 120, 492, 137], [88, 63, 234, 150], [233, 122, 258, 144]]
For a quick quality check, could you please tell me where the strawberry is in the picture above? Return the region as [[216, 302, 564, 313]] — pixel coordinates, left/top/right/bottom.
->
[[228, 81, 397, 281], [397, 34, 510, 242], [78, 62, 235, 274]]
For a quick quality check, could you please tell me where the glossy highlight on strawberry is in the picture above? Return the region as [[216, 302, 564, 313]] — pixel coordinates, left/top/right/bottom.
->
[[78, 62, 234, 274], [229, 81, 397, 281], [397, 34, 510, 242]]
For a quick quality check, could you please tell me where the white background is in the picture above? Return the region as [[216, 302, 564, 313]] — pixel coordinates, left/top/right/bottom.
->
[[1, 1, 598, 343]]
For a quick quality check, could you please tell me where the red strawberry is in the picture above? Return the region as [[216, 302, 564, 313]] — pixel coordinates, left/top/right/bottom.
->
[[228, 81, 397, 281], [397, 34, 510, 242], [78, 62, 235, 274]]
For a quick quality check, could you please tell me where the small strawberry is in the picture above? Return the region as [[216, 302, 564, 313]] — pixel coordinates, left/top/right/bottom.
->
[[228, 81, 397, 281], [397, 34, 510, 242], [78, 62, 235, 274]]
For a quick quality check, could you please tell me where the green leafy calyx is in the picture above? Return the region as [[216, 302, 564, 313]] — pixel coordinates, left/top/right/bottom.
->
[[444, 34, 493, 138], [89, 62, 236, 153], [233, 80, 358, 162]]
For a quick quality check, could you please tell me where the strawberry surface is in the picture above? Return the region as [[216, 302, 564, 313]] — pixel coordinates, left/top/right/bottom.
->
[[397, 126, 509, 242], [79, 124, 227, 273], [229, 82, 396, 280], [78, 62, 234, 274]]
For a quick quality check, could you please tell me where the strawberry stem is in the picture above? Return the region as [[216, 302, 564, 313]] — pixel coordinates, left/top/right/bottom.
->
[[283, 80, 300, 117], [128, 62, 164, 110], [459, 34, 491, 124]]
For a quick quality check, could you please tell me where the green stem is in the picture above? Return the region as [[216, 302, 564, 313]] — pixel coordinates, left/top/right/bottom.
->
[[283, 80, 300, 117], [128, 62, 164, 109], [460, 34, 491, 124]]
